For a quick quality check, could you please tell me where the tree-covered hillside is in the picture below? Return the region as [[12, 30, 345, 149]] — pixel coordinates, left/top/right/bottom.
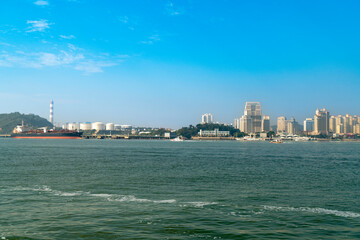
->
[[0, 112, 52, 134]]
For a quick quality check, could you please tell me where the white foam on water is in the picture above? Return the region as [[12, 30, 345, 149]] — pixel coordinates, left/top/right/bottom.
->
[[109, 195, 152, 203], [263, 205, 360, 218], [12, 186, 176, 206], [88, 193, 113, 198], [53, 191, 83, 197], [182, 201, 218, 208], [153, 199, 177, 203]]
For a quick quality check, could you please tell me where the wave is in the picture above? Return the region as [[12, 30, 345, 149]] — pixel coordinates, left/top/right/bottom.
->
[[263, 205, 360, 218], [11, 185, 176, 205], [181, 202, 218, 208]]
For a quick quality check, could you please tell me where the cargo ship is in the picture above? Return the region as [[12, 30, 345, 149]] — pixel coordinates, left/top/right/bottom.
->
[[11, 122, 82, 139]]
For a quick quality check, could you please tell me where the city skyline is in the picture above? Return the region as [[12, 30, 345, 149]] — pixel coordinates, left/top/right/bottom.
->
[[1, 1, 360, 128]]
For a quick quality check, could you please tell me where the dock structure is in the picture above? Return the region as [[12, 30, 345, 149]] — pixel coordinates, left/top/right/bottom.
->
[[0, 135, 11, 138], [82, 134, 166, 140]]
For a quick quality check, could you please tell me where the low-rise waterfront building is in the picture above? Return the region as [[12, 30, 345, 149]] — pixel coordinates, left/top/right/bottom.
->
[[199, 128, 230, 137]]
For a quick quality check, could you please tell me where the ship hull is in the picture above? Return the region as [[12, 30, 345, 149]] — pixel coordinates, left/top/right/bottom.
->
[[11, 132, 83, 139], [11, 136, 82, 139]]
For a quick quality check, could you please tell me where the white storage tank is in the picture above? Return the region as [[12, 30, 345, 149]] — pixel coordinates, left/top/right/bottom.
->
[[106, 123, 115, 130], [67, 122, 80, 131], [92, 122, 105, 130], [121, 124, 132, 130], [80, 122, 92, 130]]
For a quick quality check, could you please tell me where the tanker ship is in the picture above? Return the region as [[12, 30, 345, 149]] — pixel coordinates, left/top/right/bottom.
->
[[11, 122, 82, 139]]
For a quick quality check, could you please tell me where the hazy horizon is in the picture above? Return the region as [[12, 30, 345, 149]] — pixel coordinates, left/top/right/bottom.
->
[[1, 1, 360, 128]]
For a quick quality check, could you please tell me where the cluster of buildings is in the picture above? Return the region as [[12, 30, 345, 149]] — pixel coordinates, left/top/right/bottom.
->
[[233, 102, 271, 133], [277, 108, 360, 136], [202, 102, 360, 137], [301, 109, 360, 135]]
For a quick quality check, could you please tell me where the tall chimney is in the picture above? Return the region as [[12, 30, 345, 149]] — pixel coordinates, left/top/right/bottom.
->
[[50, 100, 54, 126]]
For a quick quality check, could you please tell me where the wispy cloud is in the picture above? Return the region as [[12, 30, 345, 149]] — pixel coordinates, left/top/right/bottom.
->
[[39, 51, 84, 66], [165, 1, 184, 16], [34, 0, 49, 6], [27, 20, 52, 32], [74, 61, 117, 74], [118, 16, 136, 31], [140, 34, 160, 45], [60, 35, 75, 39], [0, 44, 126, 74]]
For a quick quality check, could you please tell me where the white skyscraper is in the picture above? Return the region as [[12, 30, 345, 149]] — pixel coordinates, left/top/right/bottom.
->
[[239, 102, 262, 133], [201, 113, 213, 124]]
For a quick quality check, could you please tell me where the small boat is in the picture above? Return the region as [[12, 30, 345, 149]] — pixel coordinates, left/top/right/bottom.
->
[[171, 137, 184, 142], [270, 139, 283, 144]]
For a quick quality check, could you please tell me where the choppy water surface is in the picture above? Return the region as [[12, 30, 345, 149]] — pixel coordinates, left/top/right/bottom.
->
[[0, 139, 359, 239]]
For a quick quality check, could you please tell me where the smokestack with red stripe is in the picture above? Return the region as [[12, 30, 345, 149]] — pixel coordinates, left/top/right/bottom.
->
[[50, 100, 54, 126]]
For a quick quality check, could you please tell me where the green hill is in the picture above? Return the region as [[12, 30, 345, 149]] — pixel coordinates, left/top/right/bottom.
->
[[0, 112, 53, 134]]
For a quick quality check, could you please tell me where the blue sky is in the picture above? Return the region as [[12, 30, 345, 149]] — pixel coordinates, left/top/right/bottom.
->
[[1, 0, 360, 128]]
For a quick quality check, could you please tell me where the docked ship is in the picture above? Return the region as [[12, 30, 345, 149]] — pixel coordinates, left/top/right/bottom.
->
[[11, 122, 82, 139]]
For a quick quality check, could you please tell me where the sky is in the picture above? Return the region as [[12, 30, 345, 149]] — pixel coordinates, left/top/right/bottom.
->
[[1, 0, 360, 128]]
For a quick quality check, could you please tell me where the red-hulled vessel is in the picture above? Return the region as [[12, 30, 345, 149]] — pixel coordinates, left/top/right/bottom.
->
[[11, 122, 82, 139]]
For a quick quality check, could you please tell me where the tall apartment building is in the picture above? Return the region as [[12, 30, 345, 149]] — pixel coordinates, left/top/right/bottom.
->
[[240, 115, 253, 133], [261, 115, 271, 132], [236, 102, 262, 133], [355, 124, 360, 134], [287, 117, 299, 135], [244, 102, 262, 133], [233, 118, 240, 129], [329, 116, 336, 133], [313, 108, 330, 135], [201, 113, 213, 124], [277, 116, 287, 134], [343, 114, 354, 134], [303, 118, 314, 132]]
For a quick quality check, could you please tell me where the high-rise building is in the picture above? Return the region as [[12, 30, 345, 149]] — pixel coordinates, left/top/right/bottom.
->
[[240, 115, 252, 133], [261, 115, 270, 132], [313, 108, 330, 135], [343, 114, 354, 134], [304, 118, 314, 132], [277, 116, 287, 134], [336, 123, 344, 134], [243, 102, 262, 133], [233, 118, 241, 130], [355, 124, 360, 134], [329, 116, 336, 133], [286, 117, 299, 135], [201, 113, 213, 124]]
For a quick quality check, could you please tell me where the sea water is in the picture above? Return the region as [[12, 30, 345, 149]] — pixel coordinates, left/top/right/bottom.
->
[[0, 139, 359, 239]]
